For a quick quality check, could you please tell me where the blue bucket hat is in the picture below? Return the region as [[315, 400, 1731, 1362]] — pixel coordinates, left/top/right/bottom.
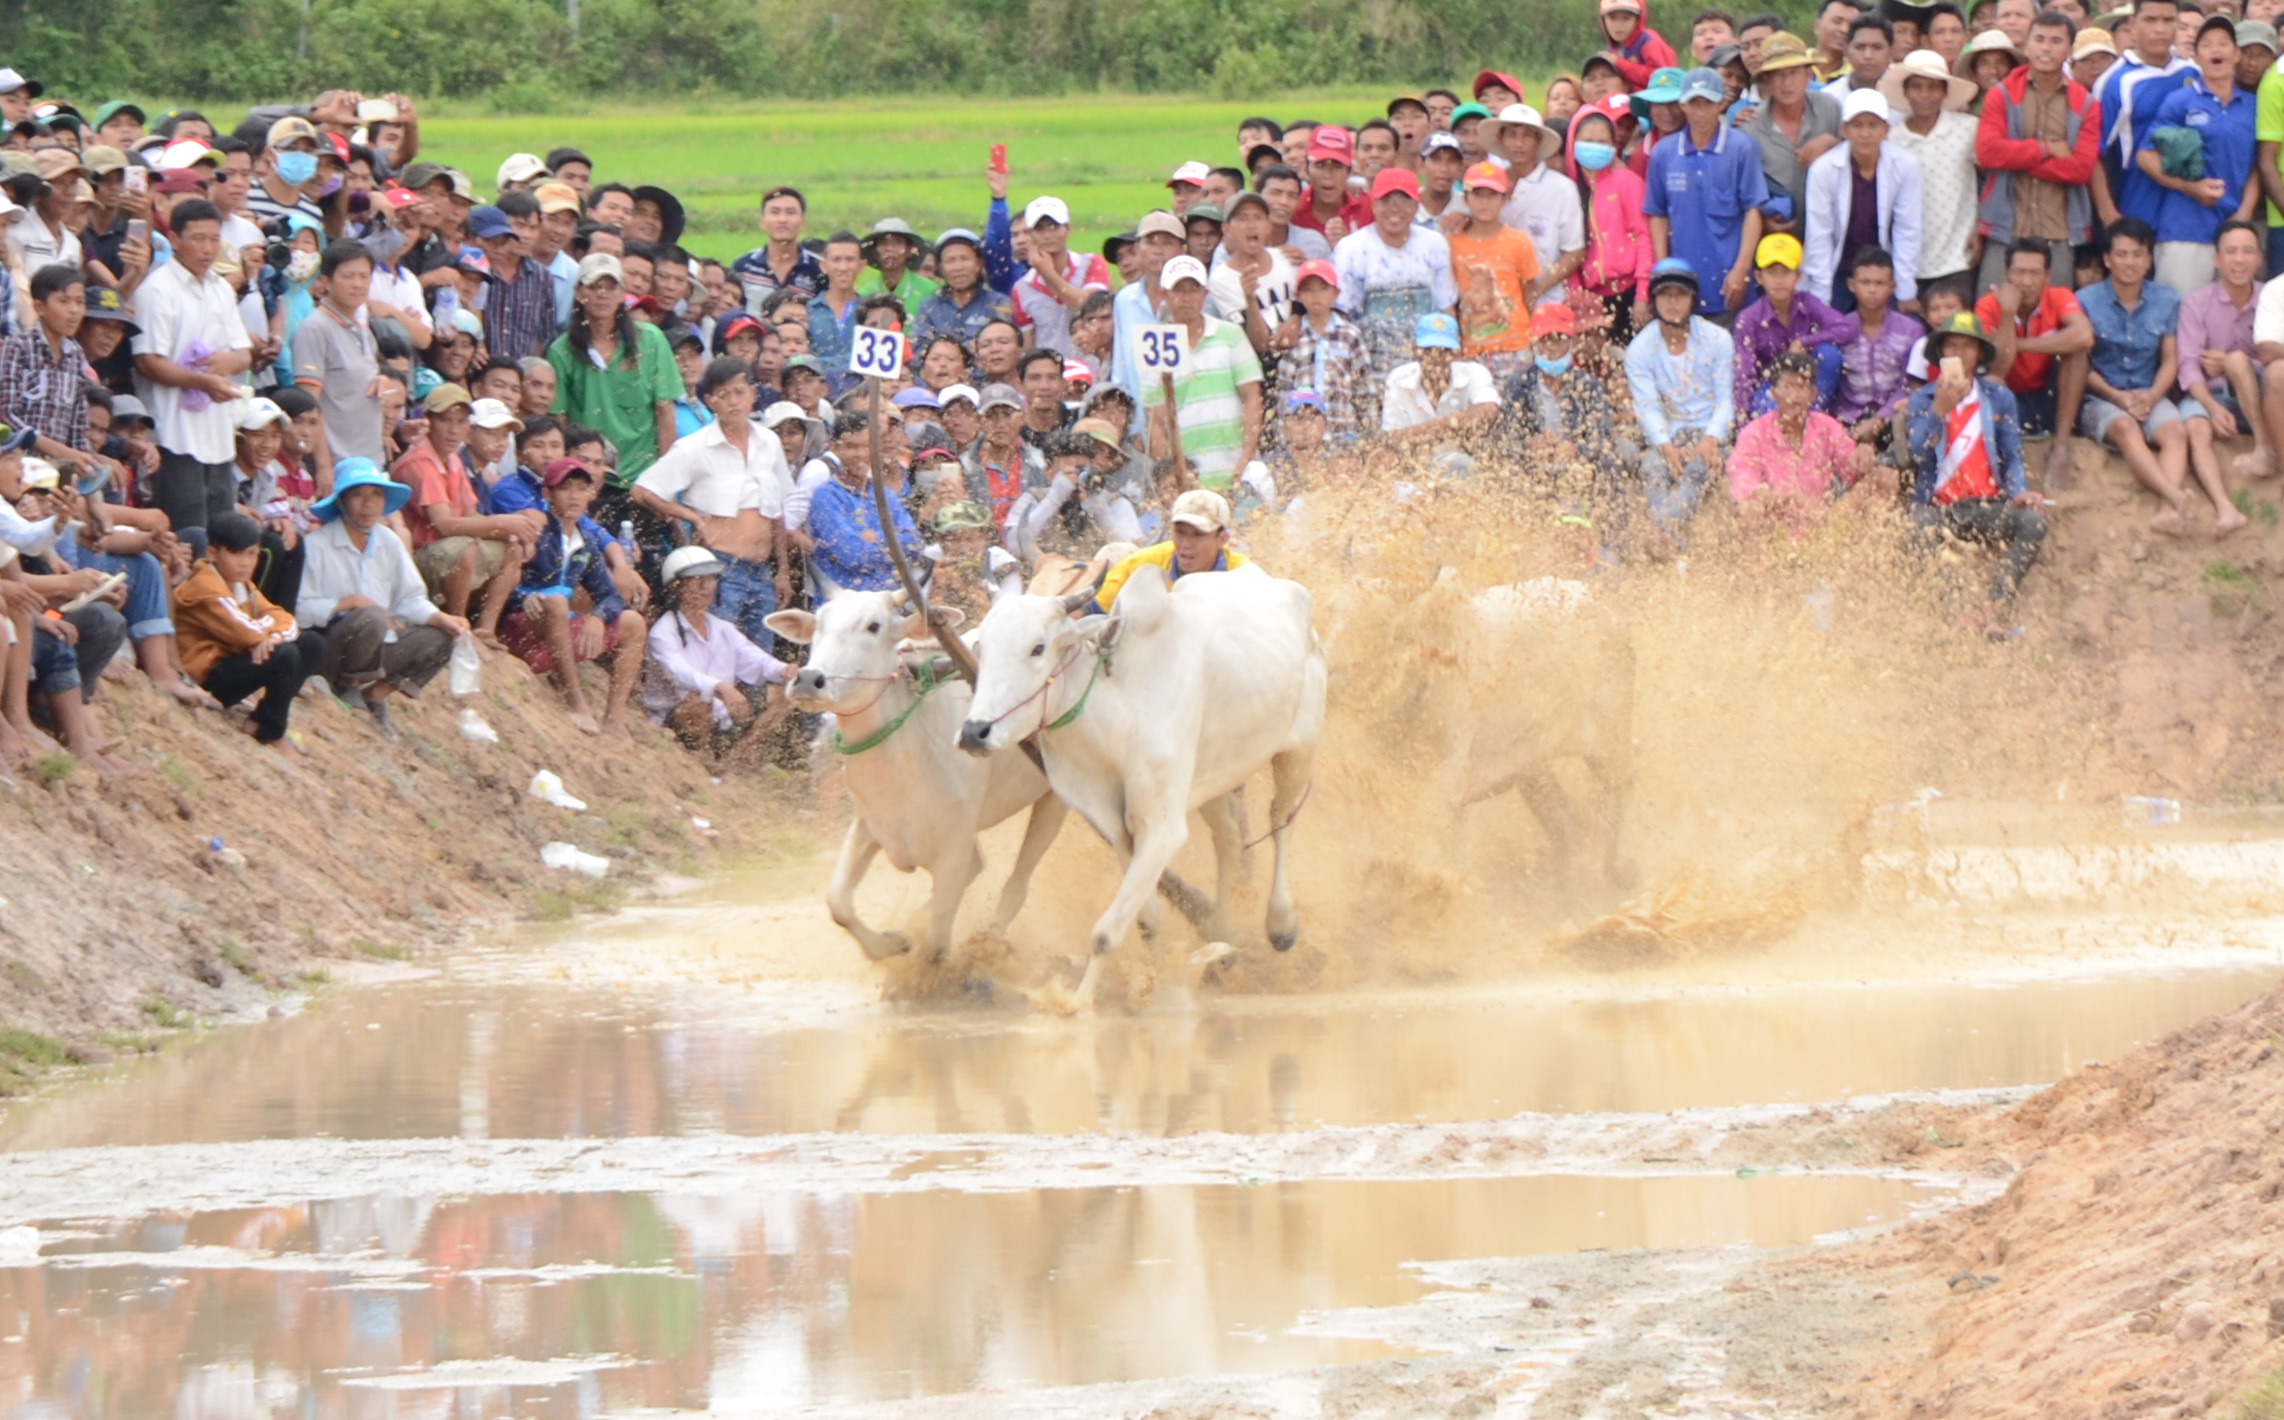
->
[[1413, 312, 1461, 351], [1678, 67, 1727, 104], [310, 457, 410, 523]]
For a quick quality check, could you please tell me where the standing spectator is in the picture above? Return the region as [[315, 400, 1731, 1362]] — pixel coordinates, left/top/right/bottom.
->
[[1209, 193, 1296, 360], [290, 238, 383, 471], [1732, 233, 1856, 413], [1569, 100, 1656, 341], [1017, 348, 1073, 449], [2139, 14, 2260, 293], [1903, 312, 2048, 629], [961, 383, 1045, 533], [1976, 11, 2102, 293], [1, 266, 123, 484], [1625, 259, 1739, 538], [1600, 0, 1684, 89], [2097, 0, 2196, 228], [532, 182, 584, 326], [1142, 255, 1265, 490], [1483, 105, 1586, 304], [806, 232, 865, 392], [173, 511, 325, 752], [856, 218, 937, 307], [2074, 25, 2122, 91], [1295, 126, 1373, 241], [244, 116, 325, 228], [295, 461, 463, 735], [633, 357, 792, 643], [1333, 169, 1460, 380], [1811, 0, 1863, 80], [547, 252, 682, 501], [2077, 217, 2206, 533], [1693, 7, 1740, 59], [1729, 348, 1865, 531], [1803, 90, 1926, 309], [2174, 219, 2268, 486], [1976, 237, 2097, 479], [1882, 48, 1983, 307], [1255, 165, 1334, 261], [912, 229, 1014, 349], [806, 411, 922, 596], [1743, 34, 1847, 214], [1832, 247, 1927, 456], [1010, 197, 1111, 359], [1274, 259, 1378, 439], [1448, 163, 1543, 378], [1646, 67, 1772, 319], [472, 194, 560, 363], [1825, 10, 1902, 100], [130, 199, 253, 549], [732, 186, 823, 314]]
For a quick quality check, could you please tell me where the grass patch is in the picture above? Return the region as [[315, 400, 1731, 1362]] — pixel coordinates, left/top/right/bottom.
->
[[296, 968, 333, 988], [138, 996, 189, 1029], [529, 876, 626, 923], [2230, 1365, 2284, 1418], [216, 940, 255, 976], [158, 756, 200, 795], [30, 754, 74, 788], [531, 887, 578, 923], [2204, 561, 2261, 617], [0, 1030, 75, 1069], [5, 960, 45, 994], [100, 1030, 158, 1054], [355, 939, 412, 962]]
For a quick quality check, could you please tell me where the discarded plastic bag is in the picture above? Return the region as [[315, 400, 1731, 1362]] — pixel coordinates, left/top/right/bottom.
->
[[458, 707, 499, 744], [527, 769, 586, 811], [539, 842, 609, 877], [448, 633, 482, 697]]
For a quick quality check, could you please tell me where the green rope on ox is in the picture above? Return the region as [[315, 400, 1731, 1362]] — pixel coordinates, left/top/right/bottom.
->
[[830, 661, 951, 756]]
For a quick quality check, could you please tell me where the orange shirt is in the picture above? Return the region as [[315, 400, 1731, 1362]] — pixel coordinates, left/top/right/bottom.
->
[[390, 440, 477, 550], [1448, 225, 1542, 357]]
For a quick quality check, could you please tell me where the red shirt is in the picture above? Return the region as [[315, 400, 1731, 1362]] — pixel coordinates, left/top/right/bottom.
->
[[390, 440, 476, 550], [1291, 188, 1374, 235], [1974, 285, 2082, 396]]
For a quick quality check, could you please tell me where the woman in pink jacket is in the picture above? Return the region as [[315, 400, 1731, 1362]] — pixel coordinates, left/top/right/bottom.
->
[[1566, 97, 1655, 359]]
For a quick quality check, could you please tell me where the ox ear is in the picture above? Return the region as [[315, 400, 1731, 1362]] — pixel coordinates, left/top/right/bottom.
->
[[1071, 613, 1119, 652], [764, 609, 817, 645]]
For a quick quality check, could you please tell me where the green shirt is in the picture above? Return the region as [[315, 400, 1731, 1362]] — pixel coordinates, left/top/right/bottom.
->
[[854, 267, 941, 307], [545, 320, 683, 487], [1139, 317, 1262, 489], [2257, 64, 2284, 225]]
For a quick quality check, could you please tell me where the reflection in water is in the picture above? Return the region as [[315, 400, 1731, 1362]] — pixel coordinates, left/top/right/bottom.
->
[[0, 1173, 1926, 1416], [0, 971, 2271, 1150]]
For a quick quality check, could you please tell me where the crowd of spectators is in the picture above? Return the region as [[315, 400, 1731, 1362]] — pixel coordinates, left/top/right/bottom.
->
[[0, 0, 2275, 768]]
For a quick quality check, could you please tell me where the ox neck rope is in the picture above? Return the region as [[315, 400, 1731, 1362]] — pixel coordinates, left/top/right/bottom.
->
[[830, 661, 950, 757], [1045, 649, 1104, 731]]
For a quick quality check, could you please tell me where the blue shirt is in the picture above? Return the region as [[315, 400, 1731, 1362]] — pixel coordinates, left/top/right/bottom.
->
[[2100, 56, 2195, 228], [673, 395, 716, 441], [2077, 277, 2182, 392], [483, 465, 545, 517], [731, 245, 825, 316], [1622, 316, 1739, 447], [807, 475, 922, 594], [2145, 77, 2258, 246], [1642, 124, 1770, 315], [516, 513, 624, 621]]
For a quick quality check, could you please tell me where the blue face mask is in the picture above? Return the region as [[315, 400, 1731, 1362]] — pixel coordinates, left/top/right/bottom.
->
[[1536, 352, 1574, 377], [1574, 141, 1618, 172], [275, 150, 317, 186]]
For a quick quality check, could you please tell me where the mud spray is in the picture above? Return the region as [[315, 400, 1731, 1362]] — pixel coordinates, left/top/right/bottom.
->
[[867, 451, 2213, 1009]]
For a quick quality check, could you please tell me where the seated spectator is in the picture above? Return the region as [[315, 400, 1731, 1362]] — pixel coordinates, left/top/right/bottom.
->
[[483, 414, 560, 517], [392, 382, 539, 636], [1830, 248, 1924, 466], [296, 459, 466, 738], [960, 384, 1046, 534], [232, 398, 306, 611], [2077, 218, 2210, 535], [1273, 259, 1378, 439], [1975, 237, 2095, 484], [921, 499, 1025, 626], [35, 468, 210, 710], [1624, 260, 1739, 538], [0, 521, 127, 775], [1495, 303, 1630, 483], [2176, 219, 2270, 483], [1381, 311, 1501, 443], [806, 411, 923, 597], [1904, 313, 2048, 631], [1141, 255, 1264, 491], [172, 511, 326, 752], [1728, 348, 1867, 533], [1731, 233, 1853, 416], [643, 545, 794, 758], [1003, 426, 1146, 566], [500, 457, 647, 737]]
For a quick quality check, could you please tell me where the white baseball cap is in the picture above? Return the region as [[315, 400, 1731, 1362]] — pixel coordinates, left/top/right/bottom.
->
[[155, 140, 222, 171], [235, 397, 289, 431], [1840, 89, 1894, 126], [496, 152, 548, 188], [1023, 195, 1071, 228], [937, 383, 981, 409], [469, 398, 525, 431], [1159, 254, 1210, 289], [1169, 488, 1231, 533], [575, 252, 624, 287], [1167, 160, 1212, 188]]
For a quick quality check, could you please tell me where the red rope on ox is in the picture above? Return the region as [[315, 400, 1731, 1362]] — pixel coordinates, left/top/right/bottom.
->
[[1243, 781, 1313, 850]]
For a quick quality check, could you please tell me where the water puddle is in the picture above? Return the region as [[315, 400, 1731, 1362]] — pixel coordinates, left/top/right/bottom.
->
[[2, 968, 2271, 1150], [0, 1173, 1929, 1416]]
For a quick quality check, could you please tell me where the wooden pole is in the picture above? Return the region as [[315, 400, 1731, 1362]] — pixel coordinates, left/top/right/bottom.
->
[[1159, 371, 1191, 491], [865, 374, 977, 685]]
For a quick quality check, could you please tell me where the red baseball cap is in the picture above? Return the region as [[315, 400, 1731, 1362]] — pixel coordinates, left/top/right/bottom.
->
[[1530, 304, 1578, 340], [541, 457, 596, 487], [1473, 69, 1524, 99], [1294, 258, 1339, 290], [1305, 126, 1354, 165], [1369, 167, 1421, 202], [154, 168, 209, 195], [379, 185, 420, 211]]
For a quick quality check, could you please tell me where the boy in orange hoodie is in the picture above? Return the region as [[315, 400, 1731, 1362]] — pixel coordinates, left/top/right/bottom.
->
[[173, 512, 326, 750]]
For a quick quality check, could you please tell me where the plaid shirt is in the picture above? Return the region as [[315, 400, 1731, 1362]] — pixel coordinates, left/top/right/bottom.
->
[[0, 326, 89, 454], [1285, 311, 1376, 439], [485, 258, 561, 363]]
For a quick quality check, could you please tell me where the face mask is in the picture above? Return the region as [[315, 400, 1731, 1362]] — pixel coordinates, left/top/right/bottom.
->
[[1536, 352, 1574, 377], [275, 150, 317, 186], [318, 175, 343, 198], [1574, 141, 1618, 172], [286, 250, 321, 283]]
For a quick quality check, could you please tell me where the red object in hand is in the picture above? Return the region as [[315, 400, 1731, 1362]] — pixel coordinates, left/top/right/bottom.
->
[[989, 144, 1007, 175]]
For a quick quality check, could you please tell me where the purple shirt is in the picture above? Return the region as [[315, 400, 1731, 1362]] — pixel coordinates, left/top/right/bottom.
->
[[2175, 278, 2261, 394], [1732, 291, 1855, 412], [1833, 309, 1925, 425]]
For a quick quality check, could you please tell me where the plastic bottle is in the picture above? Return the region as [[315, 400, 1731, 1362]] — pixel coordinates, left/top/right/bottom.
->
[[2121, 795, 2184, 827], [617, 520, 637, 561]]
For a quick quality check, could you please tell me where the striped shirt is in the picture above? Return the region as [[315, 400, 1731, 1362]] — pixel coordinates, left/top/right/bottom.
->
[[1140, 317, 1262, 488], [486, 258, 561, 363]]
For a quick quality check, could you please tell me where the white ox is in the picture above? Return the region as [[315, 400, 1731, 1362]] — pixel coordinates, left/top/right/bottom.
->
[[767, 591, 1066, 964], [955, 563, 1326, 1007]]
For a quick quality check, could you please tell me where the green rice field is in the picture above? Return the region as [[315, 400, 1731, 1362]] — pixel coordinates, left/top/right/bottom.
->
[[409, 90, 1450, 264]]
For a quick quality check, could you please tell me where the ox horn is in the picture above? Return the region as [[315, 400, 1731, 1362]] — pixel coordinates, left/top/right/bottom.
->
[[888, 586, 913, 611], [1058, 561, 1111, 614]]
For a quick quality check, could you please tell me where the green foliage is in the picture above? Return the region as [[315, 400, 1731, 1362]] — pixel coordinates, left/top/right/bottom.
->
[[0, 0, 1611, 100], [216, 939, 255, 976], [138, 995, 188, 1028], [2204, 560, 2261, 617], [30, 754, 74, 789], [0, 1030, 74, 1068]]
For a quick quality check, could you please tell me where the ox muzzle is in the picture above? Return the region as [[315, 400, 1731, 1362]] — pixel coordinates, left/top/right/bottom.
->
[[957, 719, 997, 755]]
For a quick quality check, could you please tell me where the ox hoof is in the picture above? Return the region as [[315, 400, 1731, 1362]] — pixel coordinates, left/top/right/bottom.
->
[[863, 931, 915, 962], [1268, 927, 1299, 953]]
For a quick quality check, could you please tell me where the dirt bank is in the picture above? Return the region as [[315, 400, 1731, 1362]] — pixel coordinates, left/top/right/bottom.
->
[[0, 646, 795, 1071]]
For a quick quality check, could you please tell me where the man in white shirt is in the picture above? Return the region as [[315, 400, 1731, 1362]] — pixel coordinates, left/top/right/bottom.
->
[[1382, 311, 1501, 440], [1208, 191, 1297, 358], [631, 358, 793, 642], [296, 460, 467, 735], [130, 200, 255, 548], [9, 150, 86, 276]]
